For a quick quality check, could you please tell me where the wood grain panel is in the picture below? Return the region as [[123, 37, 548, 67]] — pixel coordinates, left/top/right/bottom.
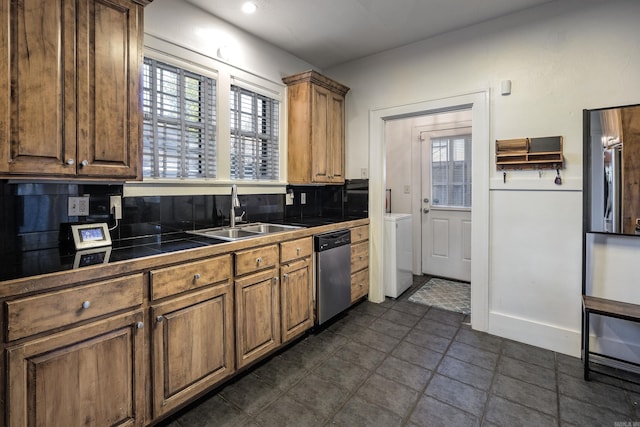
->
[[235, 269, 280, 368], [7, 311, 144, 427], [235, 244, 278, 276], [151, 284, 235, 417], [351, 268, 369, 303], [350, 225, 369, 243], [3, 0, 76, 175], [76, 0, 143, 179], [280, 237, 312, 263], [350, 240, 369, 273], [150, 254, 232, 300], [6, 273, 144, 341], [281, 258, 313, 343]]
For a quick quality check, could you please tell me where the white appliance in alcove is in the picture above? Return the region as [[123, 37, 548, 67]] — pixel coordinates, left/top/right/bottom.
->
[[383, 213, 413, 298]]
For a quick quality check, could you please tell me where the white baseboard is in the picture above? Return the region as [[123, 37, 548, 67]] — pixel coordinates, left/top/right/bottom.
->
[[488, 311, 581, 357]]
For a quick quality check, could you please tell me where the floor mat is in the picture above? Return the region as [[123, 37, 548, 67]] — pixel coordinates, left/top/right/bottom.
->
[[408, 277, 470, 315]]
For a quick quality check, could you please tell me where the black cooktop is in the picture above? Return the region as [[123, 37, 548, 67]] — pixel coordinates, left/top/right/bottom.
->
[[0, 216, 366, 282]]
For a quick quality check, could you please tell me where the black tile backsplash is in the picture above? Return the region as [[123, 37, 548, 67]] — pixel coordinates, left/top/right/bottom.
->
[[0, 179, 368, 259]]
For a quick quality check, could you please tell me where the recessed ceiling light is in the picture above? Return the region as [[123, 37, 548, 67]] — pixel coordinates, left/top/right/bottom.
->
[[242, 2, 257, 14]]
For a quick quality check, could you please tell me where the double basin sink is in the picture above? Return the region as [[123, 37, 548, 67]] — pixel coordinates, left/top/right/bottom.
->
[[188, 223, 302, 242]]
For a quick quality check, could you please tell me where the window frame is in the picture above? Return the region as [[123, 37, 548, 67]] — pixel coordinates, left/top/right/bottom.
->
[[142, 57, 218, 180], [125, 37, 287, 196]]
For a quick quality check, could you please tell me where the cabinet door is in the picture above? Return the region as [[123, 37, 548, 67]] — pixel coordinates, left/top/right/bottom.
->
[[311, 84, 345, 184], [235, 269, 280, 368], [6, 311, 145, 427], [76, 0, 143, 179], [1, 0, 77, 176], [151, 283, 235, 418], [327, 90, 346, 183], [281, 257, 313, 343], [311, 84, 331, 183]]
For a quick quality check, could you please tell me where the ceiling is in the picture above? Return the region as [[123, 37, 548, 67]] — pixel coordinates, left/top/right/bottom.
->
[[185, 0, 555, 69]]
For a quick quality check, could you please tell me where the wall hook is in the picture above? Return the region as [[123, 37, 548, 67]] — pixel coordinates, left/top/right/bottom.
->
[[554, 169, 562, 185]]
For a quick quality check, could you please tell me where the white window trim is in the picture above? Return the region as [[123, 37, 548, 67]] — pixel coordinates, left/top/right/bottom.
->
[[125, 34, 288, 197]]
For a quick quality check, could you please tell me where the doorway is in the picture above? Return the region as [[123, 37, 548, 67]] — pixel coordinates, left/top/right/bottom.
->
[[419, 118, 472, 282], [369, 92, 489, 331]]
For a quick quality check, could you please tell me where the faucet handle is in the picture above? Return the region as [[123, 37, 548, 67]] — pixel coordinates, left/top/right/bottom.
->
[[235, 211, 246, 223]]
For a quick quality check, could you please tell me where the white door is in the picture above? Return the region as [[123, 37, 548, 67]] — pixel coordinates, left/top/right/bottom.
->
[[421, 131, 472, 282]]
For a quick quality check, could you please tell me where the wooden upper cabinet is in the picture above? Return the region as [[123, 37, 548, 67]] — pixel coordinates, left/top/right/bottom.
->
[[283, 70, 349, 184], [0, 0, 149, 179]]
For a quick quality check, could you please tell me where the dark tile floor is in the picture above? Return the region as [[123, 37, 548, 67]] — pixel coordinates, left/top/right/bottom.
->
[[160, 276, 640, 426]]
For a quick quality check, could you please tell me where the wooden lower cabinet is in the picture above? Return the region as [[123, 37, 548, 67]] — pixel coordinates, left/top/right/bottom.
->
[[150, 283, 235, 418], [6, 310, 145, 427], [235, 269, 280, 369], [280, 257, 313, 343]]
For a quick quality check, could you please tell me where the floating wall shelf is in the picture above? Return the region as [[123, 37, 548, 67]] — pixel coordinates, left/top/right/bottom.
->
[[496, 136, 563, 170]]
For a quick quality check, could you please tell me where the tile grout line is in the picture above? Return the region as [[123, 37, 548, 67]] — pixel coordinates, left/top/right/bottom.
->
[[555, 352, 562, 427], [399, 306, 466, 427]]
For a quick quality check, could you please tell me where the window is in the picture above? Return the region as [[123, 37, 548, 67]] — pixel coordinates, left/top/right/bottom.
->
[[142, 58, 216, 178], [230, 85, 279, 180], [431, 135, 472, 208]]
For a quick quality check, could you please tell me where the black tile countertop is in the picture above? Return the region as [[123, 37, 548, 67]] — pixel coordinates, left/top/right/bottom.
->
[[0, 216, 366, 282]]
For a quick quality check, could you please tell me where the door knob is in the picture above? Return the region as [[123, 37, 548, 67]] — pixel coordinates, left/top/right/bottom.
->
[[423, 208, 429, 213]]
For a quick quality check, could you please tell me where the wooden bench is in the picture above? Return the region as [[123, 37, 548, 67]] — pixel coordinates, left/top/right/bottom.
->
[[582, 295, 640, 384]]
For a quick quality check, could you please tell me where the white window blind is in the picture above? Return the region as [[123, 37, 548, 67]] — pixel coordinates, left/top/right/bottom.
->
[[142, 58, 217, 178], [431, 135, 472, 208], [230, 85, 279, 180]]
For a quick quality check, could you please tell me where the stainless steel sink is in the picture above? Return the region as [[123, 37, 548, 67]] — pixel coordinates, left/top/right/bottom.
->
[[240, 223, 301, 234], [188, 223, 301, 242]]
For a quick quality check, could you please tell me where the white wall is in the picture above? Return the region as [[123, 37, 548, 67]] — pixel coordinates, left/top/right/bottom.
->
[[328, 0, 640, 356], [145, 0, 314, 84]]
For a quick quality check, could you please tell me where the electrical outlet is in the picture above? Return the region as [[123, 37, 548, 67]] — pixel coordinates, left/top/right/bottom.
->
[[110, 195, 122, 220], [285, 190, 294, 206], [68, 196, 90, 216], [361, 168, 369, 179], [301, 193, 306, 205], [403, 185, 411, 194]]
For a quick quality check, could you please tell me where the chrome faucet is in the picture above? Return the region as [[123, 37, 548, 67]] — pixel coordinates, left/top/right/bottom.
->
[[230, 184, 245, 228]]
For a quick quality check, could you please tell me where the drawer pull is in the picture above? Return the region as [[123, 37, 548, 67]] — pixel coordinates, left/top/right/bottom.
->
[[194, 273, 201, 280], [256, 257, 263, 265], [156, 315, 164, 323], [136, 322, 144, 329], [359, 256, 363, 260], [82, 301, 91, 309], [296, 247, 301, 255]]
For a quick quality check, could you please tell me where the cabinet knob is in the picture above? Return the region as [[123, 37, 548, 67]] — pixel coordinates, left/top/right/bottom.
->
[[136, 322, 144, 329], [194, 273, 201, 280], [82, 301, 91, 309], [66, 159, 75, 165], [283, 273, 289, 280], [296, 248, 301, 255], [156, 315, 164, 323], [80, 160, 88, 167], [256, 257, 263, 265]]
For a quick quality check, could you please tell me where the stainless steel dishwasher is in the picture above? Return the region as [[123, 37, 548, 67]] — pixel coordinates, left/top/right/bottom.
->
[[314, 229, 352, 325]]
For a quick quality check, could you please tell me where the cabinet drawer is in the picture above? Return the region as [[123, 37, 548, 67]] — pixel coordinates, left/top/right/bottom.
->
[[280, 237, 312, 263], [151, 255, 232, 300], [6, 274, 144, 341], [235, 244, 279, 276], [350, 241, 369, 273], [351, 225, 369, 243], [351, 268, 369, 302]]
